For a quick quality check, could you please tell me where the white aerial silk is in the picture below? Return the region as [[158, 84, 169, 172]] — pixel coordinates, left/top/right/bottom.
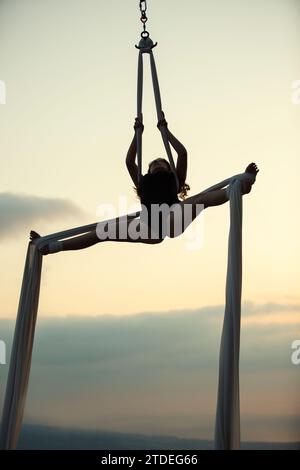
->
[[136, 45, 180, 190], [0, 172, 255, 450], [214, 179, 243, 450]]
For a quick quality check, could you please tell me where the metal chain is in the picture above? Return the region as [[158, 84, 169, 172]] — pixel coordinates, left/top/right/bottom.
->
[[139, 1, 149, 38]]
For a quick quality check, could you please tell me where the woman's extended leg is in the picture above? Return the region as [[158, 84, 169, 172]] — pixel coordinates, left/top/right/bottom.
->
[[30, 215, 164, 254], [166, 189, 228, 238], [167, 163, 259, 237]]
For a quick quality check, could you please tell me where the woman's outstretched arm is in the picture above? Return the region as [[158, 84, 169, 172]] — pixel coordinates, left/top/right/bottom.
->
[[126, 134, 138, 187], [126, 118, 144, 187], [166, 128, 187, 184], [157, 115, 187, 184]]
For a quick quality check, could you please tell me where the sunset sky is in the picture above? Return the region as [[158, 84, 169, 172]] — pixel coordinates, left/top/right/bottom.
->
[[0, 0, 299, 445]]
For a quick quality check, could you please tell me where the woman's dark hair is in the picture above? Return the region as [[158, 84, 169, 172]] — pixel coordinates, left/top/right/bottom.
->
[[134, 158, 190, 200]]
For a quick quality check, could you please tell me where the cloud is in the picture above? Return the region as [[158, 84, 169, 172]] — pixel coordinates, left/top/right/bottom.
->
[[241, 301, 300, 316], [205, 301, 300, 318], [0, 192, 83, 239], [1, 303, 299, 372]]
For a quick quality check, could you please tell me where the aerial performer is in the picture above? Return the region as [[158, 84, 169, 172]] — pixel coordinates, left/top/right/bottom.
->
[[30, 118, 258, 252]]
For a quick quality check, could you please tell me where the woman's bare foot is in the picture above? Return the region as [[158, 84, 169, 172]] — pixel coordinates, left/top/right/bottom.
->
[[245, 162, 259, 175], [29, 230, 50, 254], [30, 230, 41, 241], [242, 162, 259, 194]]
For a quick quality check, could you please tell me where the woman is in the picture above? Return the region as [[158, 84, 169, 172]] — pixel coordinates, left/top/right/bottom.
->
[[30, 118, 259, 253]]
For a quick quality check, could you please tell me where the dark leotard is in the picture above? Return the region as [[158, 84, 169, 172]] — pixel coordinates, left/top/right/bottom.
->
[[138, 170, 180, 237]]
